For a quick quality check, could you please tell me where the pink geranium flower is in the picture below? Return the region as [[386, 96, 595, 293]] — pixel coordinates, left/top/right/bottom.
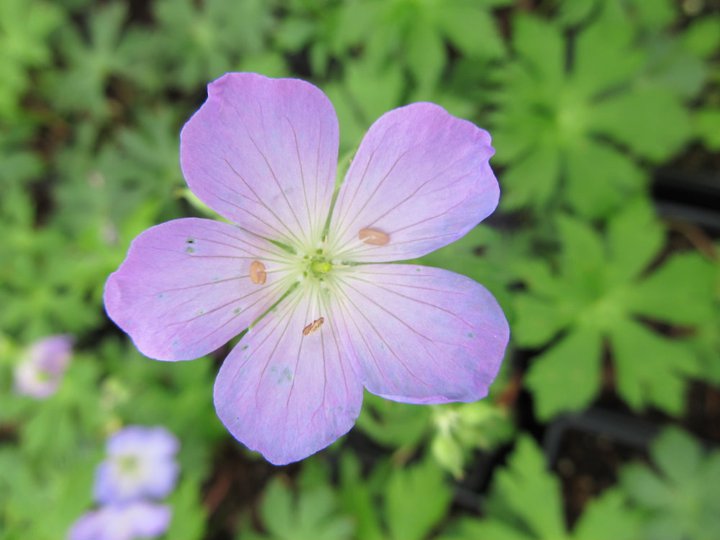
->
[[105, 73, 509, 465]]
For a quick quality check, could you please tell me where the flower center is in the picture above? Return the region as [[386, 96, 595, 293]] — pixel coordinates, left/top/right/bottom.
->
[[307, 251, 333, 280], [117, 455, 140, 475]]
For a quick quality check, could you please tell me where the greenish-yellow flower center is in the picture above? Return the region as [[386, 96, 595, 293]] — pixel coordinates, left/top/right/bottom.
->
[[310, 259, 332, 275], [307, 251, 333, 280]]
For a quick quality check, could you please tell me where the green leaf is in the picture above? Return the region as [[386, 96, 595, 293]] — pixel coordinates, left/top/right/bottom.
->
[[564, 139, 647, 218], [356, 392, 431, 449], [326, 60, 404, 151], [624, 0, 677, 30], [512, 15, 564, 93], [500, 143, 561, 211], [439, 518, 530, 540], [513, 294, 572, 348], [152, 0, 274, 90], [333, 0, 382, 52], [652, 427, 704, 485], [610, 320, 697, 414], [526, 328, 603, 420], [0, 0, 62, 119], [405, 15, 445, 92], [570, 0, 643, 97], [621, 464, 675, 509], [556, 215, 606, 297], [621, 427, 720, 540], [682, 15, 720, 58], [491, 437, 568, 539], [165, 474, 207, 540], [572, 488, 641, 540], [437, 4, 505, 58], [626, 252, 715, 326], [694, 108, 720, 150], [261, 479, 295, 536], [606, 199, 664, 284], [555, 0, 596, 27], [44, 2, 133, 118], [589, 88, 691, 161], [252, 477, 354, 540], [385, 460, 452, 540], [338, 453, 384, 540], [642, 39, 707, 99]]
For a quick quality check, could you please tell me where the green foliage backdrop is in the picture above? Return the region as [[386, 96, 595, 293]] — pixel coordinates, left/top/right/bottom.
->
[[1, 0, 718, 538]]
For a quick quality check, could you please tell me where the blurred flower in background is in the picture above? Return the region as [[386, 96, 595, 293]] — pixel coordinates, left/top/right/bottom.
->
[[13, 335, 73, 399], [68, 501, 171, 540], [94, 425, 179, 504], [68, 425, 179, 540]]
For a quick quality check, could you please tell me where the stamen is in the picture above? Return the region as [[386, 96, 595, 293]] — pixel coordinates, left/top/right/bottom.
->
[[249, 260, 267, 284], [302, 317, 324, 336], [359, 227, 390, 246]]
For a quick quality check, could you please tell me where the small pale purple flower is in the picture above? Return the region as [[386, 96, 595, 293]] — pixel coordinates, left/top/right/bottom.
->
[[68, 502, 171, 540], [14, 335, 73, 399], [94, 426, 179, 504], [105, 73, 510, 465]]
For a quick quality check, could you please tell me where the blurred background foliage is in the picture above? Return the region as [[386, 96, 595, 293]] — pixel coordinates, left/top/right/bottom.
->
[[1, 0, 719, 538]]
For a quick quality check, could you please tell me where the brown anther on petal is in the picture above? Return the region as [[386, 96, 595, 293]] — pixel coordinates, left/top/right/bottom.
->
[[358, 227, 390, 246], [249, 260, 267, 284], [302, 317, 324, 336]]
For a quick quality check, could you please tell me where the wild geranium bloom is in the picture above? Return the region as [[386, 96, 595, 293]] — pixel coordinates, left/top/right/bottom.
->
[[68, 502, 171, 540], [14, 335, 73, 399], [94, 426, 179, 504], [105, 73, 509, 465]]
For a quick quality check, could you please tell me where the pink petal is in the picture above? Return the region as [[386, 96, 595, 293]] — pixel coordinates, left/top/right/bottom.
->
[[180, 73, 339, 248], [104, 218, 290, 361], [213, 290, 363, 465], [328, 103, 499, 262], [331, 264, 509, 404]]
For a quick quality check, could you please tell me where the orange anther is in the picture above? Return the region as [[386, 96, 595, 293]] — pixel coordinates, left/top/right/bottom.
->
[[249, 260, 267, 284], [358, 227, 390, 246], [302, 317, 324, 336]]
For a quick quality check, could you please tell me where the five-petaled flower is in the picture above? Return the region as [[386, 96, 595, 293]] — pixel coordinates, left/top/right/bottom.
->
[[94, 425, 180, 504], [105, 73, 509, 465]]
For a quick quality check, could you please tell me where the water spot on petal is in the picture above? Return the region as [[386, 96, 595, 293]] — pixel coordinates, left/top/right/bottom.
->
[[277, 367, 293, 384], [233, 307, 241, 315], [359, 227, 390, 246], [185, 246, 195, 254], [249, 260, 267, 284], [467, 332, 475, 338]]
